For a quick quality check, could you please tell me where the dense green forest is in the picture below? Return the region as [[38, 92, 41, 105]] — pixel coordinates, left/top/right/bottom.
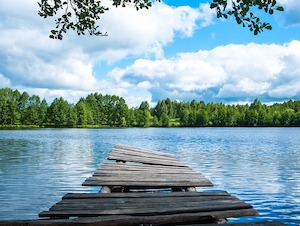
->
[[0, 88, 299, 127]]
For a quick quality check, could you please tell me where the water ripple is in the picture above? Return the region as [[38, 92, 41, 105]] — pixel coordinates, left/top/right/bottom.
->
[[0, 128, 299, 225]]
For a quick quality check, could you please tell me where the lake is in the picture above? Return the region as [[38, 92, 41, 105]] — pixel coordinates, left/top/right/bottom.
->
[[0, 128, 299, 225]]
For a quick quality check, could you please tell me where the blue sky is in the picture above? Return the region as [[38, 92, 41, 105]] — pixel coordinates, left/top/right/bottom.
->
[[0, 0, 300, 106]]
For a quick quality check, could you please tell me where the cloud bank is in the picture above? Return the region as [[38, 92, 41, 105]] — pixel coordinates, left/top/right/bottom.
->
[[0, 0, 299, 106], [110, 41, 300, 103], [0, 0, 211, 105]]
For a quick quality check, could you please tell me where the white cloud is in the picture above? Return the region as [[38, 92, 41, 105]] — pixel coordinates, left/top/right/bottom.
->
[[198, 3, 216, 27], [0, 74, 11, 88], [110, 41, 300, 103], [277, 0, 300, 27], [0, 0, 299, 107], [0, 0, 203, 106], [83, 1, 201, 60]]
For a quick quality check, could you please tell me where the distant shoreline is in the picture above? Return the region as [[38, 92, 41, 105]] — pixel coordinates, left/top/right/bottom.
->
[[1, 125, 299, 129]]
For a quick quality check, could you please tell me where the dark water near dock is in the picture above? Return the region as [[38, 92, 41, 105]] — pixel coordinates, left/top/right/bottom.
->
[[0, 128, 299, 225]]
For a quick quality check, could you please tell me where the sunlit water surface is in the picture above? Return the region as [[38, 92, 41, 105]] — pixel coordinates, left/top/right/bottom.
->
[[0, 128, 299, 225]]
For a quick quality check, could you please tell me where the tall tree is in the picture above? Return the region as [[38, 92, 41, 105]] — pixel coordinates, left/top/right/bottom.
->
[[160, 112, 170, 127], [22, 95, 42, 125], [75, 99, 88, 125], [39, 98, 49, 125], [47, 97, 72, 126]]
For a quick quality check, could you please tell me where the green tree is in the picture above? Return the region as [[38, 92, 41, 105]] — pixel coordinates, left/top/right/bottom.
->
[[75, 100, 88, 126], [188, 110, 197, 127], [196, 109, 209, 126], [18, 92, 29, 112], [139, 101, 150, 111], [160, 112, 170, 127], [280, 109, 294, 126], [38, 0, 284, 40], [135, 109, 152, 127], [112, 96, 128, 127], [126, 108, 136, 127], [152, 115, 159, 127], [39, 99, 49, 125], [85, 94, 101, 125], [272, 111, 282, 126], [22, 95, 42, 125], [47, 97, 72, 126], [0, 88, 21, 125], [291, 112, 300, 126], [180, 109, 190, 126]]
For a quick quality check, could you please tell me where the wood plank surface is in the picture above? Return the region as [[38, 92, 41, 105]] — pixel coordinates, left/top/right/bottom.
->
[[82, 177, 212, 187], [108, 144, 186, 166], [114, 144, 176, 158], [84, 144, 213, 188], [110, 148, 178, 161], [38, 145, 261, 225], [39, 191, 258, 223], [97, 161, 193, 172], [62, 191, 230, 199], [108, 153, 185, 167]]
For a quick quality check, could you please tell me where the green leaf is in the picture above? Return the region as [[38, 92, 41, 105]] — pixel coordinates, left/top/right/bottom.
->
[[269, 9, 274, 15], [265, 25, 272, 30], [276, 6, 284, 11], [210, 3, 218, 9]]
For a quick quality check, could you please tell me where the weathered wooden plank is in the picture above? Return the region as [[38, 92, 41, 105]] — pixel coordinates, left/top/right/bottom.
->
[[56, 195, 240, 206], [98, 166, 186, 171], [94, 170, 197, 175], [40, 191, 257, 220], [109, 144, 187, 166], [63, 191, 230, 199], [82, 177, 213, 187], [99, 161, 192, 170], [96, 164, 193, 172], [94, 173, 201, 180], [86, 175, 210, 182], [49, 201, 248, 214], [93, 173, 210, 181], [110, 148, 180, 163], [111, 147, 178, 159], [98, 162, 193, 172], [40, 201, 255, 217], [50, 200, 246, 212], [86, 179, 212, 187], [108, 153, 185, 167], [57, 199, 242, 209], [114, 144, 175, 158]]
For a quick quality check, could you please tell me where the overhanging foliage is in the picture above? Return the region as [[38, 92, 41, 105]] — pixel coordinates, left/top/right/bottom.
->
[[38, 0, 284, 40]]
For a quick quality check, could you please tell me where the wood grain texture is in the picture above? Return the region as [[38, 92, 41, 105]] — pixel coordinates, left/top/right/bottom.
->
[[108, 144, 185, 166], [83, 145, 212, 188], [39, 191, 258, 221]]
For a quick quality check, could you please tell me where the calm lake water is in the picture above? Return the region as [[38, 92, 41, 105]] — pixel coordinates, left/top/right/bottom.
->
[[0, 128, 299, 225]]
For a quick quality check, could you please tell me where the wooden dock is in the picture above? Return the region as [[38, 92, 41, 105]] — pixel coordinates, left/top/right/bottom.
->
[[0, 144, 285, 225], [83, 144, 212, 190]]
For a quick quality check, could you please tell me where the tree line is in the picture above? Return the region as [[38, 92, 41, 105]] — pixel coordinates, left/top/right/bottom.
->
[[0, 88, 299, 127]]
